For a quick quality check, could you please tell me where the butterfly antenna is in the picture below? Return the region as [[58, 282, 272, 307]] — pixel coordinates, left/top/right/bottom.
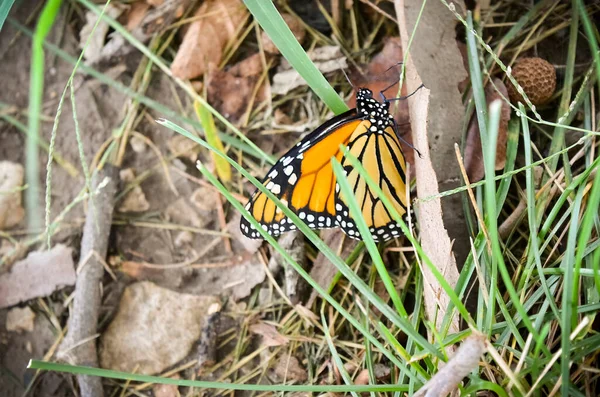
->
[[379, 62, 404, 101], [392, 119, 423, 159], [341, 68, 356, 91], [386, 83, 426, 103]]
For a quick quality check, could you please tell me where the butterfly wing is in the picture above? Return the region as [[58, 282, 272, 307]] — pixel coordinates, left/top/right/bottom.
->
[[335, 122, 408, 242], [241, 110, 362, 238]]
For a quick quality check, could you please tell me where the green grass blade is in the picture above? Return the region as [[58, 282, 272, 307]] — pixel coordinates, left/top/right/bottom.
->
[[520, 103, 560, 321], [321, 312, 360, 397], [242, 0, 347, 114], [28, 0, 63, 233], [0, 0, 15, 31], [331, 156, 408, 317], [28, 360, 408, 392]]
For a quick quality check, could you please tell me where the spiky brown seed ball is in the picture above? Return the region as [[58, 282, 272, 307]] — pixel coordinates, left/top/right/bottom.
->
[[507, 57, 556, 106]]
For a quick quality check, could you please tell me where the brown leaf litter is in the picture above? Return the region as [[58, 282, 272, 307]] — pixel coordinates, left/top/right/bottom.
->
[[6, 306, 36, 333], [206, 53, 269, 122], [273, 354, 308, 382], [171, 0, 248, 80], [0, 244, 75, 309], [0, 161, 25, 229], [271, 45, 347, 95], [249, 321, 290, 347], [463, 78, 511, 182], [99, 281, 221, 375]]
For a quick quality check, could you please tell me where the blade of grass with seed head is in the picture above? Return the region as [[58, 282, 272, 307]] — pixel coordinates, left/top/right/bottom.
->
[[28, 0, 63, 233], [242, 0, 347, 114]]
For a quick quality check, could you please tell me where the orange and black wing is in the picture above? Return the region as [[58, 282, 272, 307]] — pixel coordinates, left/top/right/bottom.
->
[[240, 109, 362, 238], [335, 121, 409, 242]]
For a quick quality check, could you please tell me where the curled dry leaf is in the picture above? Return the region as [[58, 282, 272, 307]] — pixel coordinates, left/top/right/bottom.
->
[[79, 4, 124, 63], [272, 46, 347, 95], [464, 78, 511, 182], [207, 53, 269, 122], [273, 355, 308, 382], [249, 321, 290, 347], [125, 1, 150, 31], [171, 0, 248, 79], [354, 364, 390, 385]]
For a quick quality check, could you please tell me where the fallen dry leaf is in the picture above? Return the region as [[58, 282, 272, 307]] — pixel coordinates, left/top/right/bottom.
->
[[6, 306, 36, 333], [79, 4, 124, 63], [229, 212, 263, 253], [153, 382, 179, 397], [0, 160, 25, 229], [464, 78, 511, 182], [165, 197, 206, 228], [354, 364, 390, 385], [118, 169, 150, 213], [272, 46, 347, 95], [171, 0, 248, 79], [167, 134, 199, 161], [273, 355, 308, 382], [190, 186, 219, 212], [179, 250, 266, 301], [125, 1, 151, 31], [99, 281, 221, 374], [249, 321, 290, 347], [0, 245, 75, 308], [207, 53, 268, 122], [118, 185, 150, 213]]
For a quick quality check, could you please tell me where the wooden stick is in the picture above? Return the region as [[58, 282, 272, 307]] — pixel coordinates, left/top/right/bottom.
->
[[59, 165, 118, 397]]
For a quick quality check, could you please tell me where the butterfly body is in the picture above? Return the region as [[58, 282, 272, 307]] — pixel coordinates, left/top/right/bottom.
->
[[241, 88, 408, 242]]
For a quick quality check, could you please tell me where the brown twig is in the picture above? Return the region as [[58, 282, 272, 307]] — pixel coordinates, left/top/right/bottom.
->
[[59, 165, 119, 397], [414, 333, 487, 397], [395, 0, 462, 334]]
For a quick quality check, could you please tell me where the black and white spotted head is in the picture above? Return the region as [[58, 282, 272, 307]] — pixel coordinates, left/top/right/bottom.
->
[[355, 88, 394, 129]]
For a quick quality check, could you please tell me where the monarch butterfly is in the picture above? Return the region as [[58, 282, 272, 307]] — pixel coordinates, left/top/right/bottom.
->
[[240, 87, 410, 242]]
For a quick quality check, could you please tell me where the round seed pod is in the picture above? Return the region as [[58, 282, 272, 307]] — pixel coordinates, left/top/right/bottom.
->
[[506, 57, 556, 106]]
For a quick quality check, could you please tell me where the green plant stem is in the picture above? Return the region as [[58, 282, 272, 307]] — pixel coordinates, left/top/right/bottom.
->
[[28, 0, 63, 232]]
